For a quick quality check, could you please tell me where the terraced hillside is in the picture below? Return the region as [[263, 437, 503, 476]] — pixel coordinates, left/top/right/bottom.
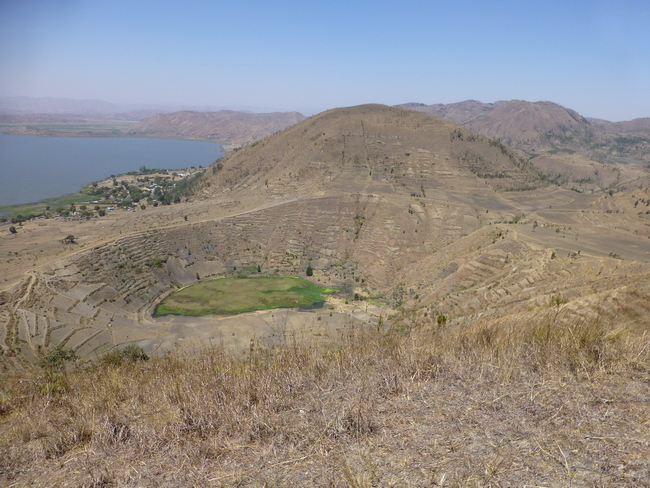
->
[[198, 104, 545, 198], [1, 104, 650, 369]]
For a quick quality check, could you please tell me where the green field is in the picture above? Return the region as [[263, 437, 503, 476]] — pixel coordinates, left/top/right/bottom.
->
[[155, 276, 337, 316], [0, 192, 92, 219]]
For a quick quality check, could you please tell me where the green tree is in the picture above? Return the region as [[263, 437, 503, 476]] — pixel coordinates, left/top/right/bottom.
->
[[63, 235, 76, 244], [9, 226, 17, 234], [306, 265, 314, 276]]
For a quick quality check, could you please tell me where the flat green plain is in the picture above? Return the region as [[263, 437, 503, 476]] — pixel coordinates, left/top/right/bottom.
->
[[155, 276, 337, 316]]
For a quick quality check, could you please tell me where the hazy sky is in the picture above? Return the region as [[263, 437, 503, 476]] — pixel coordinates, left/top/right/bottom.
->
[[0, 0, 648, 120]]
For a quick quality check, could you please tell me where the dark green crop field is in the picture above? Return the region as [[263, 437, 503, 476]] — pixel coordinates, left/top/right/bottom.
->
[[155, 276, 337, 316]]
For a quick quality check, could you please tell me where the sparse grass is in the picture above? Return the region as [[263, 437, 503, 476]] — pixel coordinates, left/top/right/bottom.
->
[[1, 313, 649, 486], [155, 276, 337, 316], [0, 192, 90, 218]]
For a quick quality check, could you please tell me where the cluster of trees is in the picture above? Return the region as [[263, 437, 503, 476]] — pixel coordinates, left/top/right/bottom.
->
[[2, 204, 107, 232], [127, 165, 170, 176], [84, 171, 200, 208], [2, 214, 37, 225], [4, 168, 205, 235]]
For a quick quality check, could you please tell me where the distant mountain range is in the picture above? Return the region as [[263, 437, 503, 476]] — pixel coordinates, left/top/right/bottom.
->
[[3, 96, 649, 168], [397, 100, 650, 166], [0, 96, 290, 118], [0, 97, 308, 144], [127, 110, 307, 145]]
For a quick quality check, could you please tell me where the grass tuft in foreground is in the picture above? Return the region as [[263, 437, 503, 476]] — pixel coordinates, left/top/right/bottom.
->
[[1, 311, 649, 486]]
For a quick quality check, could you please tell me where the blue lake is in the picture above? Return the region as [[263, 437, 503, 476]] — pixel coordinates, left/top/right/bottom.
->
[[0, 134, 224, 207]]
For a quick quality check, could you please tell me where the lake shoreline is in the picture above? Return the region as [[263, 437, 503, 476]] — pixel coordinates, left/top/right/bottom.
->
[[1, 125, 229, 145], [0, 134, 224, 209]]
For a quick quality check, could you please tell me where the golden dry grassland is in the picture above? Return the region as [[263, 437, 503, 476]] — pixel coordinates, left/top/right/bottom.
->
[[2, 305, 649, 487]]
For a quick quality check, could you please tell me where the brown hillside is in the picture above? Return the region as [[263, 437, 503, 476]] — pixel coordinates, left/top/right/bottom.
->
[[2, 103, 650, 486], [128, 110, 306, 144], [463, 100, 594, 151], [401, 100, 650, 188], [198, 104, 545, 200], [3, 103, 649, 364], [401, 100, 650, 168], [602, 117, 650, 136], [399, 99, 596, 151]]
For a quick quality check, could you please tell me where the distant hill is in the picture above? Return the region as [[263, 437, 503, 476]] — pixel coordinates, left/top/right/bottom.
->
[[128, 110, 307, 145], [399, 100, 650, 184], [0, 97, 308, 144], [398, 100, 497, 125], [463, 100, 595, 152], [398, 100, 596, 151]]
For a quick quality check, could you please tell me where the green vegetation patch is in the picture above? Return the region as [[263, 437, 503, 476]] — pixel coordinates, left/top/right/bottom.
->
[[155, 276, 337, 316], [0, 192, 89, 218]]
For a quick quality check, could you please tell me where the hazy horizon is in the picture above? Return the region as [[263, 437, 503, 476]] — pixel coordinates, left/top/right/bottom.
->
[[1, 0, 648, 122]]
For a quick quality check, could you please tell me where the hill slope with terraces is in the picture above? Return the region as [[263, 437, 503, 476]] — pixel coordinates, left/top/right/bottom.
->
[[2, 103, 650, 368], [2, 103, 650, 486]]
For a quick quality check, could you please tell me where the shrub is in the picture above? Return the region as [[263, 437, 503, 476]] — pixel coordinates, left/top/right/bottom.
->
[[42, 346, 78, 369], [102, 344, 149, 367]]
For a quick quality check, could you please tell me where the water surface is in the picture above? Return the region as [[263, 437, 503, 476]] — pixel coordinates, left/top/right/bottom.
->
[[0, 134, 223, 206]]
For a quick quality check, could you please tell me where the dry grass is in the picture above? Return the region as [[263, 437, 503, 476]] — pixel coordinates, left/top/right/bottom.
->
[[1, 313, 649, 487]]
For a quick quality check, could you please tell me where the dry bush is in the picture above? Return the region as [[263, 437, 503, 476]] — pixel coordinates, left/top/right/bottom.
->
[[1, 314, 649, 486]]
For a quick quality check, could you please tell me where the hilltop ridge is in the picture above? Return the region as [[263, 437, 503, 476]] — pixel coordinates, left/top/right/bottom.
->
[[198, 104, 545, 200]]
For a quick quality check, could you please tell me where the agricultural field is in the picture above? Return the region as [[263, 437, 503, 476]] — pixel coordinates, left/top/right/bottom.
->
[[155, 276, 337, 316]]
